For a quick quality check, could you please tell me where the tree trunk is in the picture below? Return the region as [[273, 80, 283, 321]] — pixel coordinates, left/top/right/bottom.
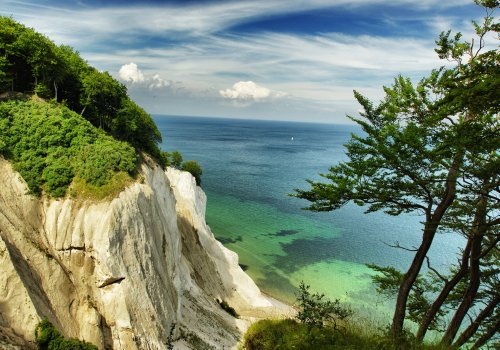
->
[[453, 295, 499, 348], [415, 240, 471, 342], [470, 318, 500, 350], [441, 235, 482, 345], [391, 226, 436, 336], [391, 155, 462, 337], [53, 81, 58, 101], [441, 195, 487, 346]]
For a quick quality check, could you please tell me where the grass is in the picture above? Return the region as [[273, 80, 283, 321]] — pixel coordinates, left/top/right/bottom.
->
[[69, 171, 134, 201], [243, 319, 454, 350]]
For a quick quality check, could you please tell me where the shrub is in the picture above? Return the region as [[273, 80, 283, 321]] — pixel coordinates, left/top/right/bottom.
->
[[296, 281, 352, 329], [244, 319, 342, 350], [0, 100, 137, 197], [35, 319, 98, 350], [74, 139, 137, 186], [181, 160, 203, 186], [171, 150, 183, 168], [160, 151, 171, 168], [218, 299, 239, 318]]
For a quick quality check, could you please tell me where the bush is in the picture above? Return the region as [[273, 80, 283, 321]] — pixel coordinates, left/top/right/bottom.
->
[[171, 150, 183, 168], [0, 100, 137, 197], [160, 151, 171, 168], [35, 319, 98, 350], [244, 319, 342, 350], [218, 299, 239, 318], [0, 17, 164, 165], [181, 160, 203, 186], [74, 139, 137, 186], [243, 319, 454, 350], [296, 281, 352, 329]]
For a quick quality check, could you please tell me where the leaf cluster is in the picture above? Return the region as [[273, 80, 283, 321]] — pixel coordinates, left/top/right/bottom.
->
[[181, 160, 203, 186], [35, 319, 98, 350], [296, 281, 353, 329], [0, 100, 137, 197]]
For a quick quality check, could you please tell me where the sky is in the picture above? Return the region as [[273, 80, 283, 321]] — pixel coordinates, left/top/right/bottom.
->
[[0, 0, 493, 123]]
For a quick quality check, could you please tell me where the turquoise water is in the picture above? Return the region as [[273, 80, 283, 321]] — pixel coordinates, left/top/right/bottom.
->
[[156, 115, 464, 315]]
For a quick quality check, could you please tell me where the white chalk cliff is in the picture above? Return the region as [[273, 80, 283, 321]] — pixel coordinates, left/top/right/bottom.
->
[[0, 157, 290, 349]]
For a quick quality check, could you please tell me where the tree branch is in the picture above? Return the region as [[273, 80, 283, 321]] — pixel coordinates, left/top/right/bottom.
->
[[425, 256, 448, 283]]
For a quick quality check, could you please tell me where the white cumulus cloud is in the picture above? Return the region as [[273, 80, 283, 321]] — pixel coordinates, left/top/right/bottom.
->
[[220, 81, 283, 101], [118, 63, 170, 90], [118, 62, 145, 83]]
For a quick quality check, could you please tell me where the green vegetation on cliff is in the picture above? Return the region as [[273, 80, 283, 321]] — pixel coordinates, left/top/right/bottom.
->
[[0, 98, 137, 197], [244, 283, 452, 350], [35, 320, 98, 350], [0, 16, 162, 160], [0, 17, 179, 197]]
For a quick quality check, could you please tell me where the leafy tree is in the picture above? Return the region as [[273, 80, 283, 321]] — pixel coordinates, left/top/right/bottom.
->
[[296, 281, 352, 329], [171, 150, 183, 168], [294, 0, 499, 344], [181, 160, 203, 185], [113, 98, 162, 158], [160, 151, 171, 168], [79, 69, 126, 130]]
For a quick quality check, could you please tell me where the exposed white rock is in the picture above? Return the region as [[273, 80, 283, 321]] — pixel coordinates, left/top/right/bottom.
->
[[0, 157, 291, 349]]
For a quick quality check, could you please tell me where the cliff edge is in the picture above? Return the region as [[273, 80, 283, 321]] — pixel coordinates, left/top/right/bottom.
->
[[0, 157, 290, 349]]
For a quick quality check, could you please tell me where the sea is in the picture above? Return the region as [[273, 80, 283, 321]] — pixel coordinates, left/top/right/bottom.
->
[[156, 115, 464, 319]]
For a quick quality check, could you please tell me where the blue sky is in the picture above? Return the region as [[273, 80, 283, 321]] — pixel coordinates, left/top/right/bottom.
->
[[1, 0, 491, 123]]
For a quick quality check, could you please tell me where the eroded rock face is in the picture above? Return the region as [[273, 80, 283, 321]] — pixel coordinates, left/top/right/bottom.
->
[[0, 158, 289, 349]]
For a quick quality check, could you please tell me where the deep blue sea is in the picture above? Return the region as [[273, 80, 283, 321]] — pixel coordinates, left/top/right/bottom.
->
[[156, 115, 464, 316]]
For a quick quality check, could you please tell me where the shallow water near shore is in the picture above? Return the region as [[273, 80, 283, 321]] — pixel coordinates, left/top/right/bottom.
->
[[157, 115, 464, 317]]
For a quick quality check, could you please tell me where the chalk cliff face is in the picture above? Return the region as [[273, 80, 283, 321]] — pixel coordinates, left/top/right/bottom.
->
[[0, 157, 288, 350]]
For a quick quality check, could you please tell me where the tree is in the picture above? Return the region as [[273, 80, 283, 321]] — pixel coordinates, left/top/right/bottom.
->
[[113, 98, 162, 158], [171, 150, 183, 168], [79, 69, 126, 129], [296, 281, 352, 330], [181, 160, 203, 186], [294, 0, 499, 343]]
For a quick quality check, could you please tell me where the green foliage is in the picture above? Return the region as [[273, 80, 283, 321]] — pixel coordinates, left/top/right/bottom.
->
[[0, 16, 164, 162], [112, 99, 162, 159], [218, 299, 239, 318], [296, 281, 352, 329], [293, 1, 499, 344], [181, 160, 203, 185], [35, 319, 98, 350], [171, 150, 183, 168], [367, 264, 447, 333], [160, 151, 171, 168], [74, 139, 136, 186], [0, 99, 137, 197], [34, 83, 52, 99], [243, 319, 452, 350]]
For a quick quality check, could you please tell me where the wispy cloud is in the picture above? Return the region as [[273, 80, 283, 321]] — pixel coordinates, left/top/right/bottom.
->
[[0, 0, 483, 122]]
